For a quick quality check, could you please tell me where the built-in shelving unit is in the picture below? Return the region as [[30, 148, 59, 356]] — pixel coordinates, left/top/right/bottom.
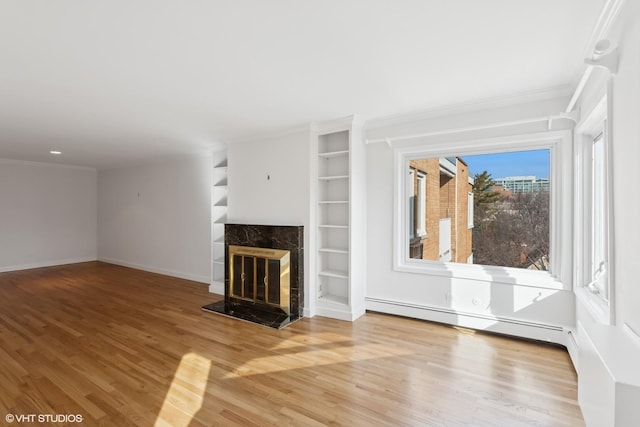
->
[[210, 147, 228, 295], [311, 117, 366, 321]]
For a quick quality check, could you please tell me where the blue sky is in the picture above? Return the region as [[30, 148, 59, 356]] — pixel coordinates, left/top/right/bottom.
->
[[462, 149, 550, 179]]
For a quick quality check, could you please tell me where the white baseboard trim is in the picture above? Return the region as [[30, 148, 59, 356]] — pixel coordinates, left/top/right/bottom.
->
[[315, 305, 366, 322], [0, 257, 97, 273], [209, 281, 224, 295], [98, 257, 209, 284], [366, 297, 566, 345]]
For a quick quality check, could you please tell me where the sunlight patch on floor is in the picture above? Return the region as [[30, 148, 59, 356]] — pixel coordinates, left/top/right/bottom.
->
[[224, 343, 413, 379], [268, 332, 354, 351], [155, 352, 211, 427]]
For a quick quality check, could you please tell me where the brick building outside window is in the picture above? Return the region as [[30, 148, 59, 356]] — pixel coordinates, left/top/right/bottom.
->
[[408, 157, 473, 263]]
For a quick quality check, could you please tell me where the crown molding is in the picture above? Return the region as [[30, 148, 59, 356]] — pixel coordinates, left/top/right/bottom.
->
[[0, 158, 97, 172], [97, 150, 214, 172], [225, 115, 365, 144], [364, 85, 572, 131], [225, 123, 311, 145], [310, 115, 362, 135]]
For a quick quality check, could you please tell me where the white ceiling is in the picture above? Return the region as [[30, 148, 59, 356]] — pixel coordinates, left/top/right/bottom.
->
[[0, 0, 604, 169]]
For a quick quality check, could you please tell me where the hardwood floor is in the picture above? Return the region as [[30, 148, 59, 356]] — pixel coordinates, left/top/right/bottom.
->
[[0, 262, 584, 426]]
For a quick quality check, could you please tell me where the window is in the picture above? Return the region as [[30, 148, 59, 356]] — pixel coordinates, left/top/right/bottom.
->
[[590, 132, 608, 300], [393, 131, 572, 289], [405, 150, 550, 270], [575, 95, 612, 323]]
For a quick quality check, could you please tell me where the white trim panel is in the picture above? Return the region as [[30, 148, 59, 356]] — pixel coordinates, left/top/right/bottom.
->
[[99, 257, 210, 284], [0, 257, 97, 274], [366, 297, 566, 344]]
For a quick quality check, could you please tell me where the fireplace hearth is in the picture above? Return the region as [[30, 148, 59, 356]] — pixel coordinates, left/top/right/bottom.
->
[[202, 224, 303, 329]]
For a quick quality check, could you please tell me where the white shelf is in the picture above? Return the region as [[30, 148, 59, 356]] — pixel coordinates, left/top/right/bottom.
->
[[212, 147, 228, 293], [318, 175, 349, 181], [318, 150, 349, 158], [318, 294, 349, 305], [319, 247, 348, 254], [313, 122, 365, 321], [316, 131, 350, 309], [319, 269, 348, 279]]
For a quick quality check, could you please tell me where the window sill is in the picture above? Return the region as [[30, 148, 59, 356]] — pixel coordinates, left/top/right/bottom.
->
[[395, 258, 565, 290], [576, 286, 612, 325]]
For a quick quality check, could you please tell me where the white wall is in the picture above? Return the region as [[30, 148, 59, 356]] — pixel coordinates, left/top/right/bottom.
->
[[609, 3, 640, 343], [364, 96, 576, 343], [227, 130, 311, 312], [575, 3, 640, 425], [98, 155, 212, 283], [0, 159, 97, 272]]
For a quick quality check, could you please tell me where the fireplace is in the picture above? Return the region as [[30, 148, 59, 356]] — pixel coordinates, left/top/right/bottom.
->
[[202, 224, 303, 328]]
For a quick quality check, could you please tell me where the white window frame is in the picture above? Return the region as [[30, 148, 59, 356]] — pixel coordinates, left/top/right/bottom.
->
[[393, 130, 572, 290], [591, 132, 608, 297], [574, 95, 614, 324]]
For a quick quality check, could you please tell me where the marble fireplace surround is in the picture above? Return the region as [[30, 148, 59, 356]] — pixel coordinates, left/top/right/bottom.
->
[[202, 224, 304, 329]]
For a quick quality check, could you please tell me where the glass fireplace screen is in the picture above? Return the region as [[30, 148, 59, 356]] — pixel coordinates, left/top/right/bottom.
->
[[228, 245, 291, 314]]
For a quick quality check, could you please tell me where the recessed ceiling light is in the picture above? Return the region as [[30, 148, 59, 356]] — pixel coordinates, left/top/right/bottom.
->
[[50, 150, 62, 155]]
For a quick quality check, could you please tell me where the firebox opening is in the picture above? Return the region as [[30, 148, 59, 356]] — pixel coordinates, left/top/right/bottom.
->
[[228, 245, 291, 315]]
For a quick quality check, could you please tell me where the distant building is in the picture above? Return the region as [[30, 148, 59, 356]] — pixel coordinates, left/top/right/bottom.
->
[[493, 176, 549, 193], [491, 184, 513, 199]]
